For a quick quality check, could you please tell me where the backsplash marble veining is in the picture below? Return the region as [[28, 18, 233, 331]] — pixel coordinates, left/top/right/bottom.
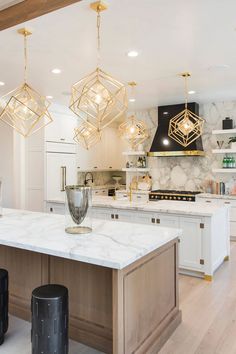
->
[[134, 101, 236, 191]]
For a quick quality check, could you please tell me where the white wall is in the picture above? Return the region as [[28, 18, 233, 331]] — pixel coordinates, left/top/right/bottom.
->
[[0, 122, 14, 207]]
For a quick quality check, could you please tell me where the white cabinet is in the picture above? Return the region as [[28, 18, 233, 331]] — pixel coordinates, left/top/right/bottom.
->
[[76, 126, 124, 171], [45, 105, 77, 144], [179, 217, 203, 271], [46, 152, 77, 202], [92, 189, 108, 197]]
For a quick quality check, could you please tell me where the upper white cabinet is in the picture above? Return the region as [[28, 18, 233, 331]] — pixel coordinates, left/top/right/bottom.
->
[[76, 126, 125, 171], [45, 104, 78, 144]]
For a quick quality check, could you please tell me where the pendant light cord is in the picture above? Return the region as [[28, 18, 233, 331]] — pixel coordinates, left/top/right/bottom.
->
[[24, 31, 28, 84], [97, 7, 101, 68], [184, 75, 188, 109]]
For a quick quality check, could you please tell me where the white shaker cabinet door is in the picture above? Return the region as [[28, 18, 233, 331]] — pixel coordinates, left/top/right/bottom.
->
[[179, 217, 203, 271], [46, 153, 77, 202]]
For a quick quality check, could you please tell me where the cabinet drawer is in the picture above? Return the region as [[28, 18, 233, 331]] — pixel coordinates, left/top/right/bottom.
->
[[46, 202, 65, 215], [46, 142, 76, 154], [133, 193, 149, 203]]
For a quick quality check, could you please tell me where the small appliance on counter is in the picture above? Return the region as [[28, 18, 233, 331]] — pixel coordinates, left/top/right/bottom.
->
[[149, 190, 201, 202], [222, 117, 234, 130]]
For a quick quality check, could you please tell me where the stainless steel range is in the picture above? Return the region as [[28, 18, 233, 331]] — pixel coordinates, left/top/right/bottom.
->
[[149, 190, 201, 202]]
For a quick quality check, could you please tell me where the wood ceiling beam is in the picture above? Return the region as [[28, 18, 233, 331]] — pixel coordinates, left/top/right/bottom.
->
[[0, 0, 82, 31]]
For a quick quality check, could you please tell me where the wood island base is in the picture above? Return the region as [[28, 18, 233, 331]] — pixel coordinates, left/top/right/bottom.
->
[[0, 239, 181, 354]]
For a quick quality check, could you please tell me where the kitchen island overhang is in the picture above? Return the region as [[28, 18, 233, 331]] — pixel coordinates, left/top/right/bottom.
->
[[0, 209, 182, 354]]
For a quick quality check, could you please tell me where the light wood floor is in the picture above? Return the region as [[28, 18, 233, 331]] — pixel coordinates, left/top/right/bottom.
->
[[3, 243, 236, 354], [160, 242, 236, 354]]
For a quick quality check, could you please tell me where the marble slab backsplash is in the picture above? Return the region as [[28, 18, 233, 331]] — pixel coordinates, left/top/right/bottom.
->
[[133, 101, 236, 192]]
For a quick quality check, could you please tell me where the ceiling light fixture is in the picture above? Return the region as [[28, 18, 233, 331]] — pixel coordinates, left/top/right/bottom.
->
[[188, 90, 196, 95], [0, 28, 53, 137], [52, 68, 61, 74], [127, 50, 139, 58], [70, 1, 127, 149], [46, 95, 53, 99], [168, 72, 204, 148], [0, 82, 5, 86]]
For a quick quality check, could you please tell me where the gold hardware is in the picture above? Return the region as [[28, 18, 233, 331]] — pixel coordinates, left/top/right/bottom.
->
[[200, 223, 204, 229], [151, 218, 155, 224], [147, 150, 205, 157], [127, 81, 137, 87], [224, 201, 231, 204], [115, 214, 119, 220], [17, 28, 32, 36], [127, 184, 133, 202], [224, 255, 229, 261], [168, 72, 205, 148], [204, 275, 213, 281], [200, 259, 204, 265], [90, 1, 108, 12], [156, 218, 160, 224]]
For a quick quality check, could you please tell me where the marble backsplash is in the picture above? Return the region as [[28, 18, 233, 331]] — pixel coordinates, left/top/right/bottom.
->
[[77, 171, 126, 187], [134, 101, 236, 192]]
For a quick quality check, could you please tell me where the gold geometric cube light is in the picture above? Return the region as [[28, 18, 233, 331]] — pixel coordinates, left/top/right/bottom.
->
[[0, 83, 52, 137], [168, 108, 204, 148], [0, 28, 53, 138], [168, 72, 204, 148], [74, 121, 101, 150], [119, 115, 149, 149], [70, 67, 127, 131]]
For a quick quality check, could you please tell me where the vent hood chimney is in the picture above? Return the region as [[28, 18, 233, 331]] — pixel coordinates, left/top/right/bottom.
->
[[148, 102, 205, 157]]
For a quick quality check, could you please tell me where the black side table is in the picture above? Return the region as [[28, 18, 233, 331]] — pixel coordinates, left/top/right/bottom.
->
[[0, 269, 9, 345], [31, 284, 69, 354]]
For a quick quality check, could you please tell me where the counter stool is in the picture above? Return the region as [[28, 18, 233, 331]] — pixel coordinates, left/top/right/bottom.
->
[[0, 269, 9, 345], [31, 284, 68, 354]]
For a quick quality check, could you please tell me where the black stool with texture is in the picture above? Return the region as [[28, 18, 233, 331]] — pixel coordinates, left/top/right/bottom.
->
[[31, 284, 69, 354], [0, 269, 9, 345]]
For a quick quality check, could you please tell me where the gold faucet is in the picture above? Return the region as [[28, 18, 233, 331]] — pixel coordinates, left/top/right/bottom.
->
[[128, 183, 133, 202]]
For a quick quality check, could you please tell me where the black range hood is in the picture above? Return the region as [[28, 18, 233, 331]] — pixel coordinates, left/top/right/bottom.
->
[[148, 102, 205, 157]]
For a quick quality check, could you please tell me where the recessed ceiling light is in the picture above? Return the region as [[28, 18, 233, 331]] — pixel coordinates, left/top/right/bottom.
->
[[188, 90, 196, 95], [163, 111, 169, 115], [0, 81, 5, 86], [129, 98, 136, 102], [208, 64, 230, 71], [127, 50, 139, 58], [46, 95, 53, 99], [51, 68, 61, 74]]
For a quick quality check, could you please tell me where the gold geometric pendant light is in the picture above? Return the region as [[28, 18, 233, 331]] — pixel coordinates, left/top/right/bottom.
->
[[74, 121, 101, 150], [0, 29, 53, 137], [168, 72, 204, 148], [119, 82, 149, 149], [70, 1, 127, 148]]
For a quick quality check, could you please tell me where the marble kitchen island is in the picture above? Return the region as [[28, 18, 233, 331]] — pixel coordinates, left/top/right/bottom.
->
[[92, 197, 230, 281], [0, 209, 181, 354]]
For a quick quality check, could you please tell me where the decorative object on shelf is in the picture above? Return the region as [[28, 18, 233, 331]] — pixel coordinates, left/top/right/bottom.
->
[[137, 175, 152, 191], [0, 28, 53, 137], [65, 185, 92, 234], [74, 122, 101, 150], [70, 0, 127, 143], [228, 137, 236, 150], [217, 140, 224, 149], [168, 72, 204, 147], [222, 155, 236, 169], [112, 176, 122, 189], [223, 117, 233, 130]]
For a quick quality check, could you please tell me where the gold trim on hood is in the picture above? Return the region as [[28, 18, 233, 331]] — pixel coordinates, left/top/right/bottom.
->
[[148, 150, 205, 157]]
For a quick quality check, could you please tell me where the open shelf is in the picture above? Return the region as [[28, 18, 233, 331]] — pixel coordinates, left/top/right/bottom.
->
[[212, 149, 236, 154], [212, 129, 236, 135], [212, 168, 236, 173], [122, 168, 150, 172], [122, 151, 146, 156]]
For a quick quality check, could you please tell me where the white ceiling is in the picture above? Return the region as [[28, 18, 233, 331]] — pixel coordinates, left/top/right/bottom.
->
[[0, 0, 24, 11], [0, 0, 236, 110]]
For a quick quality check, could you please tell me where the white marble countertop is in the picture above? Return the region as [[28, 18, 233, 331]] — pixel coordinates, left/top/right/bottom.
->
[[92, 196, 229, 216], [198, 193, 236, 200], [0, 209, 181, 270]]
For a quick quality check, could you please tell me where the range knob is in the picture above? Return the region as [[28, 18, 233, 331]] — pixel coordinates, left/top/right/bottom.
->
[[183, 197, 186, 200], [151, 195, 154, 199], [177, 197, 181, 200], [155, 195, 158, 199], [165, 196, 168, 199], [188, 197, 192, 201]]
